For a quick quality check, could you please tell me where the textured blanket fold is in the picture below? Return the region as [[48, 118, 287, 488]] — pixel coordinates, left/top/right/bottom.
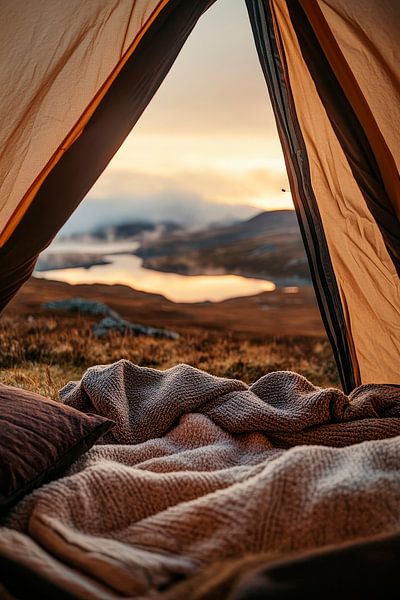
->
[[1, 361, 400, 599]]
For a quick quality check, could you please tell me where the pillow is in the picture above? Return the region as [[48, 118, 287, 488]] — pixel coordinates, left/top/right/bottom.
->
[[0, 383, 113, 512]]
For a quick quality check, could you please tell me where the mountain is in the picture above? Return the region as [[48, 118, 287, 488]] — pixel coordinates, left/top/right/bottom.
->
[[136, 210, 311, 285], [244, 210, 299, 232]]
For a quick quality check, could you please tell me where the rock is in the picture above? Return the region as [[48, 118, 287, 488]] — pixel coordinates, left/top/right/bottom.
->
[[92, 316, 179, 340], [44, 297, 179, 340], [44, 297, 119, 319]]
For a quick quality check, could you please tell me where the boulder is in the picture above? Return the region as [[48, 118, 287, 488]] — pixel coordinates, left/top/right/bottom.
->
[[44, 297, 179, 340], [44, 297, 119, 318], [92, 316, 179, 340]]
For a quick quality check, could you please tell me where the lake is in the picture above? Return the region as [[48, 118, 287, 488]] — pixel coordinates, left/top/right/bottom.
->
[[35, 242, 276, 303]]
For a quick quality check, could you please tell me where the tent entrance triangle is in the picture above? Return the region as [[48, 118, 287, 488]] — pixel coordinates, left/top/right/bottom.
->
[[0, 0, 399, 387]]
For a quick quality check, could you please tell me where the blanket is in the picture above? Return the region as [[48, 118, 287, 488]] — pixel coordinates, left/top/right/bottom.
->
[[1, 360, 400, 599]]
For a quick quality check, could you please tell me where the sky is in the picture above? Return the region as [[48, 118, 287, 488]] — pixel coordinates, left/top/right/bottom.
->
[[63, 0, 293, 234]]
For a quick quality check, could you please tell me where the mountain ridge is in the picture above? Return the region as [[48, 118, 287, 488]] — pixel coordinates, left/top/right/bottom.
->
[[135, 209, 310, 284]]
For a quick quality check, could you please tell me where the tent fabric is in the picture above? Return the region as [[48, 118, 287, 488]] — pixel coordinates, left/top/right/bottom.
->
[[247, 0, 400, 388], [0, 0, 399, 388], [245, 0, 356, 393], [0, 0, 166, 246], [296, 0, 400, 274], [0, 0, 215, 311], [313, 0, 400, 217]]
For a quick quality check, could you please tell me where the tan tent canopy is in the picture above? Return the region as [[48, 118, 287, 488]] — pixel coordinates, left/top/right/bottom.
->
[[0, 0, 399, 391]]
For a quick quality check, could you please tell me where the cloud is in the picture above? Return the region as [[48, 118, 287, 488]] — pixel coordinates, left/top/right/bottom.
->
[[90, 165, 290, 206]]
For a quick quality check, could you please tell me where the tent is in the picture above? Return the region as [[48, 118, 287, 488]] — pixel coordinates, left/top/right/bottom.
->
[[0, 0, 399, 393]]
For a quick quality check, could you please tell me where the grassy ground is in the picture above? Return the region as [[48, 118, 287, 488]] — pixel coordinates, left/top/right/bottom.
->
[[0, 314, 340, 400]]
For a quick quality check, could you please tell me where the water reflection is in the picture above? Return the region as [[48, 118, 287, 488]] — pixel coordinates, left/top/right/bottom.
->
[[35, 253, 276, 303]]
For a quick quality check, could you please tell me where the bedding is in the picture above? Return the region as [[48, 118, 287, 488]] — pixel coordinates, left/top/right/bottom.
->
[[0, 361, 400, 598], [227, 533, 400, 599]]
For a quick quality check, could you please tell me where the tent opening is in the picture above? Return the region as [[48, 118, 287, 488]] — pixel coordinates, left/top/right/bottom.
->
[[1, 0, 398, 392], [1, 0, 340, 397]]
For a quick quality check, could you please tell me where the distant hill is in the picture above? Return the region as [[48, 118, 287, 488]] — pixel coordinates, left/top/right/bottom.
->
[[62, 220, 182, 242], [244, 210, 299, 232], [136, 210, 311, 285]]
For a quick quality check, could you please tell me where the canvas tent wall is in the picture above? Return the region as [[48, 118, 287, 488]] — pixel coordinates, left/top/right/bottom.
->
[[0, 0, 398, 392]]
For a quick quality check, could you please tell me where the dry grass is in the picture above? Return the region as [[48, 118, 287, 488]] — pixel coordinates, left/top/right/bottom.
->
[[0, 314, 340, 400]]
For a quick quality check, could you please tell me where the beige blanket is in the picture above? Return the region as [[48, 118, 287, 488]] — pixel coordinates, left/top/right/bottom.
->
[[2, 361, 400, 599]]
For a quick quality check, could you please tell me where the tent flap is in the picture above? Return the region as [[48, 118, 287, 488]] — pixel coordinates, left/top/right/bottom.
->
[[0, 0, 215, 311], [247, 0, 400, 387], [246, 0, 357, 392], [293, 0, 400, 275]]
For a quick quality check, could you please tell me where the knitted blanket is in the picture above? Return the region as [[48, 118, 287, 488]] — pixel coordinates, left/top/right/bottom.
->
[[1, 361, 400, 599]]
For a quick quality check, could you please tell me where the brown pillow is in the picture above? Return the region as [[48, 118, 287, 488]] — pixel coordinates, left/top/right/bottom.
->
[[0, 383, 113, 512]]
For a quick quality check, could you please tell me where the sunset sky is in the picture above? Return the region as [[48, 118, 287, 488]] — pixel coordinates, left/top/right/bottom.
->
[[65, 0, 293, 233]]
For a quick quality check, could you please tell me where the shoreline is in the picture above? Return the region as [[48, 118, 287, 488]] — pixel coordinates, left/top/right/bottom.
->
[[35, 248, 311, 291]]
